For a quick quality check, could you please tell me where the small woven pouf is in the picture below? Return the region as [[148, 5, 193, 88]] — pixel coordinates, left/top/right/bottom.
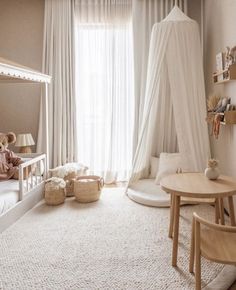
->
[[44, 177, 66, 205], [74, 175, 104, 203]]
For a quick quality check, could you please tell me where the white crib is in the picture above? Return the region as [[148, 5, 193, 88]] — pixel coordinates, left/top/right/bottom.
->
[[0, 153, 46, 233]]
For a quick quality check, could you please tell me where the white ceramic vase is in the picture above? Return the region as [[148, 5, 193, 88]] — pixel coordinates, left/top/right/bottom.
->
[[204, 167, 220, 180]]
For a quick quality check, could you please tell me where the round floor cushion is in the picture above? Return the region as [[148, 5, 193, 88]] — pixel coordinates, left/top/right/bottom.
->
[[127, 179, 171, 207]]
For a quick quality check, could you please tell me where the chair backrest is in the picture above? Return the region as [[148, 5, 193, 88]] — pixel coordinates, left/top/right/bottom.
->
[[193, 212, 236, 233]]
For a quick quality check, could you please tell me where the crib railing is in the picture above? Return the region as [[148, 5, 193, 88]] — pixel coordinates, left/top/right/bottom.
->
[[18, 153, 47, 201]]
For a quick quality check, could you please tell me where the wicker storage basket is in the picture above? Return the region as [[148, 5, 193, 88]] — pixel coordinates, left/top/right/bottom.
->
[[74, 175, 104, 203], [44, 178, 66, 205], [64, 172, 77, 197]]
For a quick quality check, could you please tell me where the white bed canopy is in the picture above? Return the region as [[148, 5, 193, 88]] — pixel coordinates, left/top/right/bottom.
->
[[127, 7, 210, 205]]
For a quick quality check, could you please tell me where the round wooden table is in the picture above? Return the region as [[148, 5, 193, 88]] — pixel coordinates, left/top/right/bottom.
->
[[160, 173, 236, 267]]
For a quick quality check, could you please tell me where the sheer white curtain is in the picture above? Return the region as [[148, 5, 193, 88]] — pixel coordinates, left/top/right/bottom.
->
[[75, 0, 134, 183]]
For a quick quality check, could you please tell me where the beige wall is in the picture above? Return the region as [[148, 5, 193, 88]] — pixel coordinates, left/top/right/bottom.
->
[[188, 0, 202, 37], [204, 0, 236, 175], [204, 0, 236, 211], [0, 0, 44, 151]]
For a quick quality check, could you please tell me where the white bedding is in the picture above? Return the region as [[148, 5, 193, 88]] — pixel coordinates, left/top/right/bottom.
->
[[0, 157, 40, 216], [0, 176, 41, 216], [0, 179, 20, 215]]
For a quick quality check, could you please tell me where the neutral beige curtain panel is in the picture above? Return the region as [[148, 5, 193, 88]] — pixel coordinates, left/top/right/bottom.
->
[[37, 0, 77, 168]]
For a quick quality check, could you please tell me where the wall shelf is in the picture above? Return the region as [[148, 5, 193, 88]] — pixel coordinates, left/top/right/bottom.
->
[[213, 64, 236, 84], [207, 111, 236, 125]]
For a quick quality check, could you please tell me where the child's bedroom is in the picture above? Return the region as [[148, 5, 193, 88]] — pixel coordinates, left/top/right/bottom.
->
[[0, 0, 236, 289]]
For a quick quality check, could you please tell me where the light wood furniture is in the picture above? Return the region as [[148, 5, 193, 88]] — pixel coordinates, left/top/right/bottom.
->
[[168, 195, 222, 239], [160, 173, 236, 267], [207, 111, 236, 125], [213, 63, 236, 84], [189, 212, 236, 290]]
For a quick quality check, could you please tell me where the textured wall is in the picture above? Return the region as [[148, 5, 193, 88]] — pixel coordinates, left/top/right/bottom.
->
[[204, 0, 236, 211], [0, 0, 44, 151], [204, 0, 236, 174]]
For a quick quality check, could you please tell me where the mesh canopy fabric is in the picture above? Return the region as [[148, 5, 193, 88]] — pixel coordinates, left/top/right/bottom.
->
[[128, 6, 210, 185]]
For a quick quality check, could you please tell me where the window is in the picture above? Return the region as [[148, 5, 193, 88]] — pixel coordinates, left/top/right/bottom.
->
[[75, 18, 134, 183]]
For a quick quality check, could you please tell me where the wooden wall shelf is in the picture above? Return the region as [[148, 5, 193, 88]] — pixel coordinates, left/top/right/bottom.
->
[[213, 64, 236, 84], [207, 111, 236, 125]]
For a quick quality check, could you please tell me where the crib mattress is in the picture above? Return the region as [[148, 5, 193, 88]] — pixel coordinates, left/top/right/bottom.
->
[[0, 179, 20, 215], [0, 157, 33, 215]]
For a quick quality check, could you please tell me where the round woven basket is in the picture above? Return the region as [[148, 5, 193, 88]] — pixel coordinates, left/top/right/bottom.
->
[[64, 172, 77, 197], [74, 175, 104, 203], [44, 178, 66, 206], [45, 188, 65, 205]]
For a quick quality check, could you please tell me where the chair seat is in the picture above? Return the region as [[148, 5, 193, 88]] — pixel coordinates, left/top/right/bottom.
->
[[201, 228, 236, 264]]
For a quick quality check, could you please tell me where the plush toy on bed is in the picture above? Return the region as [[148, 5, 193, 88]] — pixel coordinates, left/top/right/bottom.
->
[[0, 132, 22, 181]]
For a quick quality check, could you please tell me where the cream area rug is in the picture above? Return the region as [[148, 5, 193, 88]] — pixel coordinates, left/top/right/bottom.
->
[[0, 187, 234, 290]]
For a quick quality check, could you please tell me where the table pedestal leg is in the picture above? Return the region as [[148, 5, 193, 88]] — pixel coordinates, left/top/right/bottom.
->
[[172, 195, 180, 267], [228, 196, 236, 226], [169, 194, 175, 238]]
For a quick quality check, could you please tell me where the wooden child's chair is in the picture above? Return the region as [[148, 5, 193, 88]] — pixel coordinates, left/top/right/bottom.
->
[[189, 212, 236, 290]]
